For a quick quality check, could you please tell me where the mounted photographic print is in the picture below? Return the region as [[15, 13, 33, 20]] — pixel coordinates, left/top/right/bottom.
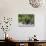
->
[[18, 14, 34, 27]]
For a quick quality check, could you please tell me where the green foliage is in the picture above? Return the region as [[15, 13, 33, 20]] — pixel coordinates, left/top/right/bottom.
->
[[18, 14, 34, 24]]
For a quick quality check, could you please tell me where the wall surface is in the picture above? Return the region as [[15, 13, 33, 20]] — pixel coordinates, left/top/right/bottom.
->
[[0, 0, 46, 40]]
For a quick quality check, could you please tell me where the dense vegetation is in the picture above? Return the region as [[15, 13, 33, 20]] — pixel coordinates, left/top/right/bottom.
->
[[18, 14, 34, 24]]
